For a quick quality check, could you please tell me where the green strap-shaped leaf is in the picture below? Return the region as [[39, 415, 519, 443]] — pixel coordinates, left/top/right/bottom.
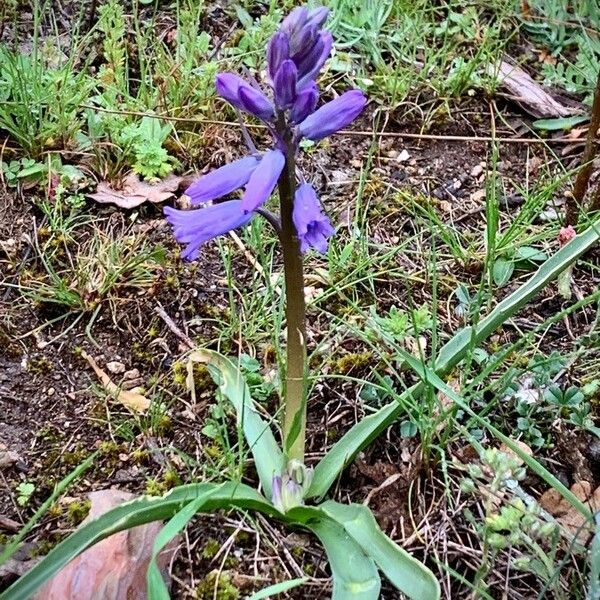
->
[[295, 509, 381, 599], [397, 348, 593, 521], [1, 483, 276, 600], [191, 349, 284, 498], [147, 492, 216, 600], [320, 501, 440, 600], [309, 224, 600, 499]]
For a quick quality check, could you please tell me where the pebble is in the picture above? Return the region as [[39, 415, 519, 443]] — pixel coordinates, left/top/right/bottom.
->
[[47, 387, 55, 397], [106, 361, 126, 375], [470, 164, 484, 178], [123, 368, 140, 380]]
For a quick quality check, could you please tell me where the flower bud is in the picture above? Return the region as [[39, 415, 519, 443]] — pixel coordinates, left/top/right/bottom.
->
[[290, 85, 319, 123], [215, 73, 246, 111], [274, 60, 298, 109], [281, 6, 308, 35], [267, 32, 290, 81], [298, 89, 366, 141], [306, 7, 329, 29], [238, 84, 275, 122], [296, 31, 333, 89]]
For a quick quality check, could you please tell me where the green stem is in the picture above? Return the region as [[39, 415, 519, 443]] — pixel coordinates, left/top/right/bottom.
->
[[276, 112, 307, 462]]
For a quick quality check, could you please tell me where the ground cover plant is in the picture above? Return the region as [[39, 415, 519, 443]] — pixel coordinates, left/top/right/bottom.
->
[[0, 1, 599, 599]]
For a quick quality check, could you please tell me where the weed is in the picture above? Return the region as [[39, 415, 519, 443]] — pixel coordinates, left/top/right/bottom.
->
[[16, 482, 36, 507]]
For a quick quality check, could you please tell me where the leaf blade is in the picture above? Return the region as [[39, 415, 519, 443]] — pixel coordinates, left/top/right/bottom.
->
[[320, 501, 440, 600], [309, 224, 600, 498], [189, 350, 284, 498]]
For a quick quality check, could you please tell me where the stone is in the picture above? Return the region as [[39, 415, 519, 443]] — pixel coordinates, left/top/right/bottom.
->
[[34, 489, 178, 600], [106, 361, 126, 375]]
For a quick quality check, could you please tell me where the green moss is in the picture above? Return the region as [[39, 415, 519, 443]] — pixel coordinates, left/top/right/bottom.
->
[[132, 448, 150, 465], [332, 352, 373, 375], [47, 503, 63, 519], [66, 499, 91, 525], [132, 342, 154, 365], [154, 414, 174, 437], [98, 440, 121, 457], [145, 478, 166, 496], [195, 571, 240, 600], [162, 468, 180, 489], [28, 357, 53, 374], [201, 538, 221, 559], [61, 446, 89, 467]]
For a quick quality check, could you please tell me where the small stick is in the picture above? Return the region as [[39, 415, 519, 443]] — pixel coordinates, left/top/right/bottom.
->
[[76, 104, 593, 145], [566, 69, 600, 226], [154, 302, 194, 349]]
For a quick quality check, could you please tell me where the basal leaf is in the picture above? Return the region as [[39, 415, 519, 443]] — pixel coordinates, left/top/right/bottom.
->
[[246, 577, 308, 599], [1, 483, 276, 600], [189, 350, 284, 498], [147, 492, 215, 600], [290, 507, 381, 599], [320, 501, 440, 600]]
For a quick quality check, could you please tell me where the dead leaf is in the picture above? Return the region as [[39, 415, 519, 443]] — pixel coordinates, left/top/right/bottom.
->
[[81, 351, 150, 413], [492, 59, 580, 118], [88, 173, 183, 209], [33, 489, 178, 600], [539, 480, 600, 545]]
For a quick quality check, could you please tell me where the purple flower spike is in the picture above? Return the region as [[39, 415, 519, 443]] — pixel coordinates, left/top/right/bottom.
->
[[241, 149, 285, 213], [186, 156, 259, 206], [164, 200, 253, 261], [238, 85, 275, 122], [267, 32, 290, 81], [293, 184, 334, 253], [298, 89, 366, 141], [296, 31, 333, 90], [274, 60, 298, 109], [290, 85, 319, 124]]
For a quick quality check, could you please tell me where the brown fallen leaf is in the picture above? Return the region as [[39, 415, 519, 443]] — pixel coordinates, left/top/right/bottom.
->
[[492, 59, 581, 118], [88, 173, 183, 209], [81, 351, 150, 413], [33, 489, 178, 600], [540, 480, 600, 545]]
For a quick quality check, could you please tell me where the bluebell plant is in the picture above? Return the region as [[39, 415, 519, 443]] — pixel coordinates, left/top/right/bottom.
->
[[165, 6, 366, 481], [2, 8, 443, 600]]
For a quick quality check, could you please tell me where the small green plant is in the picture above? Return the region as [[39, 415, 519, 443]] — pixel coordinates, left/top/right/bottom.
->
[[0, 44, 91, 156], [16, 482, 36, 507]]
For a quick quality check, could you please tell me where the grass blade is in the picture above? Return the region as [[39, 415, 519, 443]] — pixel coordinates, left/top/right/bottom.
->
[[309, 223, 600, 498], [190, 349, 284, 498], [246, 577, 308, 599], [147, 492, 215, 600], [320, 501, 440, 600], [398, 347, 592, 520], [0, 453, 96, 566]]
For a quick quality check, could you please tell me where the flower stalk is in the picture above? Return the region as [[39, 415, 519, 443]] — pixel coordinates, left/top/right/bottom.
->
[[276, 111, 307, 462]]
